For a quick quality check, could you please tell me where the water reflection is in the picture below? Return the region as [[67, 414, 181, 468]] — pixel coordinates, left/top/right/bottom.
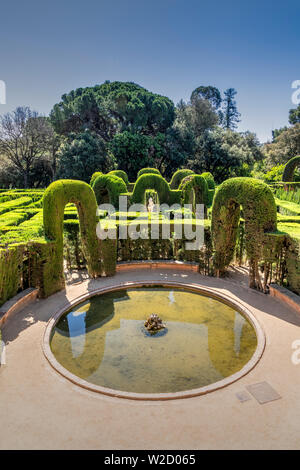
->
[[50, 288, 257, 393]]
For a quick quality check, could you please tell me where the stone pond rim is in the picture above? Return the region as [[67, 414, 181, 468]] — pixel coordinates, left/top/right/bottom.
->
[[42, 280, 266, 401]]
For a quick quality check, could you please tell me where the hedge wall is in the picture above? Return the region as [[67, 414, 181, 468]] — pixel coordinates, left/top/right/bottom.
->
[[282, 156, 300, 182], [137, 168, 161, 178], [108, 170, 129, 186], [179, 174, 209, 217], [43, 179, 102, 295], [131, 173, 181, 205], [212, 177, 277, 290], [169, 169, 194, 189], [92, 174, 127, 208]]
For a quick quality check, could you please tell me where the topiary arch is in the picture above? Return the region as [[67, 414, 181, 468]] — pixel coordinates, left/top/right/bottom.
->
[[282, 155, 300, 182], [92, 173, 127, 207], [137, 168, 161, 178], [211, 177, 277, 290], [90, 171, 102, 186], [201, 172, 215, 190], [43, 180, 102, 295], [169, 169, 194, 189], [108, 170, 129, 186], [179, 174, 209, 217], [131, 173, 181, 205]]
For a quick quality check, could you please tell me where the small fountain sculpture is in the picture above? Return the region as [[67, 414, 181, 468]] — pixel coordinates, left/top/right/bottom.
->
[[144, 314, 166, 333]]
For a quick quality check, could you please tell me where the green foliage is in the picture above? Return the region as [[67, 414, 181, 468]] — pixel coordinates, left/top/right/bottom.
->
[[212, 177, 277, 289], [43, 179, 102, 295], [137, 168, 161, 178], [200, 172, 215, 190], [264, 124, 300, 167], [50, 81, 175, 139], [190, 86, 222, 109], [282, 155, 300, 182], [169, 169, 194, 189], [189, 128, 262, 183], [0, 196, 33, 215], [108, 170, 129, 186], [274, 186, 300, 205], [263, 164, 285, 182], [92, 173, 127, 207], [110, 132, 155, 181], [57, 131, 112, 183], [131, 173, 181, 205], [179, 174, 209, 217], [289, 104, 300, 125], [275, 198, 300, 216], [221, 88, 241, 130], [90, 171, 103, 186]]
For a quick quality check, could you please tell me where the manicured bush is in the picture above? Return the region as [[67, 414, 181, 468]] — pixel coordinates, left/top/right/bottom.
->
[[90, 171, 103, 186], [282, 156, 300, 182], [43, 179, 102, 295], [169, 169, 194, 189], [212, 177, 277, 290], [137, 168, 161, 178], [0, 196, 33, 215], [131, 173, 178, 205], [179, 174, 209, 216], [92, 174, 127, 207], [201, 172, 215, 190], [108, 170, 129, 186]]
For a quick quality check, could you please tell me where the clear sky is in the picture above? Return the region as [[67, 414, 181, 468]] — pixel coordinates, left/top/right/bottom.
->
[[0, 0, 299, 143]]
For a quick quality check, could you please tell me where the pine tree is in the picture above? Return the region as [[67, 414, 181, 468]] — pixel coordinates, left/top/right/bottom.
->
[[222, 88, 241, 130]]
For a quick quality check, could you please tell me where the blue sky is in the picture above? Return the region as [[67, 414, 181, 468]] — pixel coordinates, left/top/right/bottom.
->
[[0, 0, 299, 142]]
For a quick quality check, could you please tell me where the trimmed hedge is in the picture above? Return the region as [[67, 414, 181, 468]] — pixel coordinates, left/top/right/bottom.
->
[[169, 169, 194, 189], [212, 177, 277, 290], [282, 156, 300, 182], [180, 174, 209, 207], [90, 171, 102, 186], [131, 173, 181, 205], [43, 179, 102, 295], [108, 170, 129, 186], [137, 168, 161, 178], [201, 172, 215, 190], [92, 173, 127, 208]]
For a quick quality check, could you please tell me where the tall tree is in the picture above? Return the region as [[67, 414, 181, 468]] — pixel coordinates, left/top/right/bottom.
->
[[190, 86, 222, 109], [57, 131, 113, 183], [0, 107, 54, 187], [221, 88, 241, 130], [50, 81, 175, 140]]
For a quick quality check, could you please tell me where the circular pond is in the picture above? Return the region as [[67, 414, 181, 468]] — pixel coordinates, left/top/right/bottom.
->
[[45, 283, 264, 399]]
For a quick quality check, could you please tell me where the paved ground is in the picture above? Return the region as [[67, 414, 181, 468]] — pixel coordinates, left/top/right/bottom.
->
[[1, 268, 300, 450]]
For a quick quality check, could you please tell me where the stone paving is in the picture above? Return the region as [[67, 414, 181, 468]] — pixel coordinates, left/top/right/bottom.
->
[[1, 268, 300, 450]]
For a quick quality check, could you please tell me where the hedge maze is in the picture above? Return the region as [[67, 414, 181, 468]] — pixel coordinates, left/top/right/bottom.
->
[[0, 167, 300, 307]]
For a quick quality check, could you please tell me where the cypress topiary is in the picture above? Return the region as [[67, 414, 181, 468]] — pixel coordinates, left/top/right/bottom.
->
[[211, 177, 277, 289]]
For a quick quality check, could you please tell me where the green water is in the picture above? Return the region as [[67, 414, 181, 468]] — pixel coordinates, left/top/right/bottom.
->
[[50, 287, 257, 394]]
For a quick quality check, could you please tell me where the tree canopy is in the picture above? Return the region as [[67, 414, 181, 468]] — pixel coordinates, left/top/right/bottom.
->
[[50, 81, 175, 139]]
